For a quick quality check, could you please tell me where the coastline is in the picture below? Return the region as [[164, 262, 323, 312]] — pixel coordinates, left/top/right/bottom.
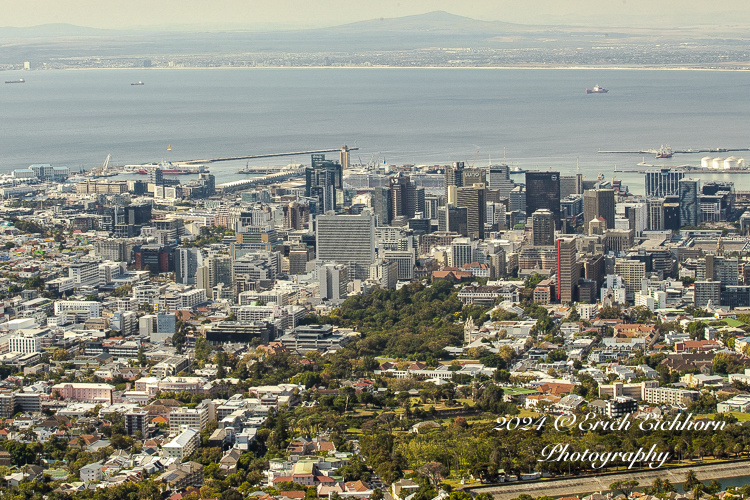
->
[[3, 65, 750, 72]]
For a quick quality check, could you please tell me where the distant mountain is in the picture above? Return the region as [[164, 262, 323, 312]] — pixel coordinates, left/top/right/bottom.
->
[[334, 11, 512, 33], [0, 23, 115, 38]]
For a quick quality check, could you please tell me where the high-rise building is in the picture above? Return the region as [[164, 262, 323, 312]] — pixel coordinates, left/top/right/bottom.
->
[[560, 174, 583, 198], [647, 198, 665, 230], [204, 255, 232, 288], [556, 238, 579, 303], [390, 176, 417, 220], [679, 178, 699, 228], [456, 183, 486, 240], [319, 263, 349, 301], [316, 211, 376, 280], [488, 164, 515, 198], [526, 172, 561, 229], [175, 248, 203, 285], [339, 145, 350, 170], [372, 186, 392, 226], [306, 154, 343, 215], [445, 161, 465, 200], [510, 186, 526, 213], [645, 169, 684, 197], [694, 281, 721, 308], [583, 189, 615, 235], [438, 206, 468, 236], [663, 196, 681, 231], [614, 259, 647, 301], [450, 238, 477, 268], [532, 209, 555, 246]]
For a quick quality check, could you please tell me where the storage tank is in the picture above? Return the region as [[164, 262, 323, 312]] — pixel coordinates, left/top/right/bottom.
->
[[701, 156, 713, 169], [712, 157, 724, 169], [724, 156, 739, 170]]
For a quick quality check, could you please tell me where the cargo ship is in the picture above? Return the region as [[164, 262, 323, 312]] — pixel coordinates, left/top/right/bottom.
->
[[586, 85, 608, 94], [137, 168, 191, 175], [5, 79, 25, 84], [655, 145, 673, 159], [131, 81, 144, 86]]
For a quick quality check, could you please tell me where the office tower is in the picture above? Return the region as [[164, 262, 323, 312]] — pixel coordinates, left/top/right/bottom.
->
[[525, 172, 561, 229], [390, 176, 417, 219], [175, 247, 203, 285], [198, 173, 215, 197], [488, 164, 516, 198], [195, 265, 209, 293], [647, 198, 665, 230], [532, 209, 555, 246], [560, 174, 584, 198], [694, 281, 721, 308], [645, 169, 684, 197], [415, 187, 425, 216], [556, 237, 579, 303], [445, 161, 465, 200], [339, 145, 350, 170], [663, 196, 681, 230], [583, 189, 615, 235], [372, 187, 392, 226], [319, 263, 349, 301], [510, 186, 526, 213], [283, 202, 309, 230], [316, 211, 376, 280], [450, 238, 477, 268], [679, 178, 699, 228], [424, 194, 441, 220], [620, 202, 648, 237], [438, 206, 468, 236], [306, 154, 343, 214], [204, 255, 232, 288], [614, 259, 647, 301], [456, 183, 486, 240], [700, 255, 739, 286], [462, 169, 486, 186]]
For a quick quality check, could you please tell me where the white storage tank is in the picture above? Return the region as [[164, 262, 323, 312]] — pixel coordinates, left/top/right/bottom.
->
[[701, 156, 713, 169], [724, 156, 739, 170], [712, 157, 724, 169]]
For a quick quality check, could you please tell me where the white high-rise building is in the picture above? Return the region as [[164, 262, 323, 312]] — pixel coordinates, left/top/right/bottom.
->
[[8, 334, 41, 354], [316, 211, 375, 280]]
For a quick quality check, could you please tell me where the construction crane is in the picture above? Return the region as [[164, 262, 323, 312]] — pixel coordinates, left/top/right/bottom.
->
[[472, 150, 479, 168]]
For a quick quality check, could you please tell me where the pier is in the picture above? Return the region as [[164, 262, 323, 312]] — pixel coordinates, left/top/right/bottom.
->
[[177, 147, 358, 165], [599, 147, 749, 155], [217, 167, 306, 193]]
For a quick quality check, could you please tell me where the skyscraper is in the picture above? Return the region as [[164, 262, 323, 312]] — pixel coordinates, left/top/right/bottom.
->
[[488, 164, 516, 198], [316, 211, 376, 280], [509, 186, 526, 214], [456, 183, 486, 240], [438, 206, 468, 236], [525, 172, 561, 229], [679, 178, 699, 228], [560, 174, 583, 198], [390, 176, 417, 219], [556, 237, 579, 303], [445, 161, 465, 200], [371, 187, 392, 226], [583, 189, 615, 235], [305, 154, 343, 215], [532, 209, 555, 246], [175, 247, 203, 285], [645, 169, 684, 197], [339, 145, 350, 170]]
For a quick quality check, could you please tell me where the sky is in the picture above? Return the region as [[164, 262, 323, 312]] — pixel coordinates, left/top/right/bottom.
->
[[3, 0, 750, 30]]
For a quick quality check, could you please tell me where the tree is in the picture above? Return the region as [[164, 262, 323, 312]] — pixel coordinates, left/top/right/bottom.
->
[[418, 462, 447, 486], [219, 490, 244, 500], [610, 480, 639, 498], [683, 470, 701, 493]]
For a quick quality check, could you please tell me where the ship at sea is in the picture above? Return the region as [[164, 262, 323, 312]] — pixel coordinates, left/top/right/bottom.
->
[[131, 81, 144, 86], [655, 145, 673, 158], [5, 79, 25, 84], [586, 84, 608, 94]]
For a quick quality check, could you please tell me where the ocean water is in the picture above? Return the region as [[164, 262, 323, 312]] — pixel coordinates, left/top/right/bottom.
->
[[1, 67, 749, 195]]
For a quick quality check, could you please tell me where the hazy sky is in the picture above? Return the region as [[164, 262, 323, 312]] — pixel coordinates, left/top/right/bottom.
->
[[4, 0, 750, 29]]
